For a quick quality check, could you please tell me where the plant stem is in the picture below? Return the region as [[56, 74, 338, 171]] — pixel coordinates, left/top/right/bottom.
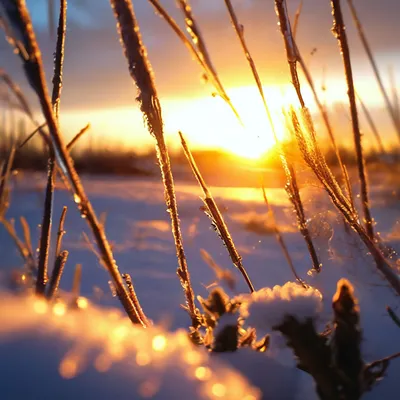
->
[[331, 0, 375, 240]]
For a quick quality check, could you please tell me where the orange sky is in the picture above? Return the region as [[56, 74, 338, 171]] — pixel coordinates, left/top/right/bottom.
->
[[2, 0, 400, 157]]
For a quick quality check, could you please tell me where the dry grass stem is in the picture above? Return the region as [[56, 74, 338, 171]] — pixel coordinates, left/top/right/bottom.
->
[[147, 0, 241, 124], [331, 0, 374, 240], [290, 108, 400, 295], [292, 0, 303, 38], [19, 216, 34, 263], [0, 145, 15, 217], [47, 250, 68, 300], [179, 131, 255, 292], [261, 183, 306, 287], [36, 0, 67, 296], [2, 1, 147, 326], [223, 0, 275, 134], [275, 0, 355, 213], [356, 92, 386, 155], [110, 0, 199, 327], [347, 0, 400, 142], [66, 124, 90, 150], [54, 206, 67, 258]]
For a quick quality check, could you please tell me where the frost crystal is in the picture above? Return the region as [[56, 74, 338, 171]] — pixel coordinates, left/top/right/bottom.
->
[[239, 282, 322, 331]]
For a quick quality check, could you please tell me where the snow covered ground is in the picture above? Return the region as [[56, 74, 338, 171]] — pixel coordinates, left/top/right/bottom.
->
[[0, 170, 399, 399]]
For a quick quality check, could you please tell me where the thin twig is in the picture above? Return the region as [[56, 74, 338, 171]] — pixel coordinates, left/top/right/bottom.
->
[[346, 0, 400, 143], [46, 250, 68, 299], [223, 0, 274, 135], [122, 274, 150, 326], [290, 108, 400, 295], [66, 123, 90, 150], [179, 131, 255, 293], [387, 306, 400, 329], [356, 91, 386, 155], [19, 216, 34, 262], [2, 1, 147, 326], [147, 0, 241, 125], [261, 182, 306, 287], [18, 122, 47, 148], [275, 0, 355, 214], [331, 0, 375, 240], [292, 0, 303, 38], [54, 206, 67, 258], [0, 145, 15, 217], [110, 0, 200, 327]]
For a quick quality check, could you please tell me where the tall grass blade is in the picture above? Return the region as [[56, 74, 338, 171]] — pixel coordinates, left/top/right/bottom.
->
[[47, 250, 68, 299], [331, 0, 375, 240], [1, 0, 147, 326], [290, 107, 400, 295], [19, 216, 34, 262], [0, 145, 15, 218], [261, 183, 306, 287], [109, 0, 200, 327], [147, 0, 241, 125], [356, 91, 386, 155], [179, 131, 255, 293], [54, 206, 67, 259], [346, 0, 400, 142]]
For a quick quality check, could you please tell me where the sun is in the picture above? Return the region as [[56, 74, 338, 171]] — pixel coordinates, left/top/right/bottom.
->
[[163, 85, 289, 160]]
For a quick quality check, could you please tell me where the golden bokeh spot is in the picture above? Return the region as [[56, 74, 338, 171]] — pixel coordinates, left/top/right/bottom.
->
[[76, 296, 88, 309], [59, 358, 78, 379], [139, 380, 159, 398], [21, 274, 26, 281], [194, 366, 211, 381], [242, 395, 258, 400], [94, 354, 112, 373], [53, 302, 66, 317], [136, 351, 151, 366], [152, 334, 167, 352], [111, 325, 129, 341], [184, 350, 202, 365], [211, 383, 227, 398], [33, 299, 48, 314]]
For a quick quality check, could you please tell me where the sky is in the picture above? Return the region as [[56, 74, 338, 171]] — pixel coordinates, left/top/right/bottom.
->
[[1, 0, 400, 157]]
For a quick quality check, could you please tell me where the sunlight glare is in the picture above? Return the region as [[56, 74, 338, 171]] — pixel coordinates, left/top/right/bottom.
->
[[163, 85, 293, 160]]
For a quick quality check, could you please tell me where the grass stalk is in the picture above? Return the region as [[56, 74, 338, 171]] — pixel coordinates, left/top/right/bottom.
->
[[331, 0, 375, 240], [109, 0, 199, 327], [356, 92, 386, 155], [2, 0, 147, 326], [346, 0, 400, 142], [292, 0, 303, 39], [66, 124, 90, 150], [222, 0, 274, 132], [179, 131, 255, 293], [261, 183, 306, 287], [19, 216, 34, 262], [0, 145, 15, 217], [290, 108, 400, 295], [147, 0, 241, 124], [54, 206, 67, 258], [275, 0, 355, 214], [36, 0, 67, 296], [46, 250, 68, 300]]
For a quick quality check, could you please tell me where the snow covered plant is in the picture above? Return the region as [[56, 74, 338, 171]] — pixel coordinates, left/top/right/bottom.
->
[[196, 280, 399, 400]]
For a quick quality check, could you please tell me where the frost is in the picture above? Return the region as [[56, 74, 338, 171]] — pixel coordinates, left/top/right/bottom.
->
[[239, 282, 323, 332]]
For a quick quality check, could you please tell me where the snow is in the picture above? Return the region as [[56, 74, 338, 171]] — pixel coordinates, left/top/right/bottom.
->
[[239, 282, 323, 332], [0, 293, 260, 400], [0, 172, 400, 398]]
